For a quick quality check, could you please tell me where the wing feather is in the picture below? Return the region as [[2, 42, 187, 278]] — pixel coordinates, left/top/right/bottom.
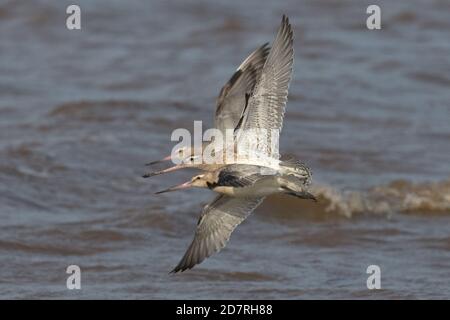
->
[[239, 15, 294, 158], [170, 195, 264, 273], [215, 43, 270, 133]]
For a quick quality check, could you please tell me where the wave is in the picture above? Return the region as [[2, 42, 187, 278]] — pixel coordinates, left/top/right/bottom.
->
[[261, 178, 450, 218]]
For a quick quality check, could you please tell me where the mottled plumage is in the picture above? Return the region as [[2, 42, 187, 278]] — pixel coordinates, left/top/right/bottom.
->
[[165, 163, 314, 272], [171, 195, 264, 273], [238, 15, 294, 159], [145, 43, 270, 167], [215, 43, 270, 133], [147, 16, 316, 273]]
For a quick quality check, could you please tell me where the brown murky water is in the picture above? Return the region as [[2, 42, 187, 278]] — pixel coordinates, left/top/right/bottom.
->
[[1, 0, 450, 299]]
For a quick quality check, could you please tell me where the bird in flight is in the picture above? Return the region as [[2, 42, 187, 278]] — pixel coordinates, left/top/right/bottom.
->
[[144, 42, 270, 168], [145, 15, 315, 273], [156, 163, 315, 273]]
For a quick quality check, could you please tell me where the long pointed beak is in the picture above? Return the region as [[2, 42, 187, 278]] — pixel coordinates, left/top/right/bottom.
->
[[155, 181, 192, 194], [142, 164, 184, 178], [145, 155, 172, 166]]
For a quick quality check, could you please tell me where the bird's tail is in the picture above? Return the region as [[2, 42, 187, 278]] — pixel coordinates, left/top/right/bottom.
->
[[278, 176, 317, 202], [284, 190, 317, 202], [279, 158, 312, 186]]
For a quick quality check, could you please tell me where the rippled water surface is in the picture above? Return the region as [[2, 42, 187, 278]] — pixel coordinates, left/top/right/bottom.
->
[[0, 0, 450, 299]]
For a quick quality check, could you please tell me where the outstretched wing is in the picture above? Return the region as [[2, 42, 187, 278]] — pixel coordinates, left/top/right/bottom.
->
[[215, 43, 270, 133], [239, 15, 294, 159], [171, 195, 264, 273]]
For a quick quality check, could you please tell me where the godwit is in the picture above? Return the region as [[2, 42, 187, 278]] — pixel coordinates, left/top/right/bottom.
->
[[149, 15, 313, 272], [144, 15, 296, 177], [145, 42, 270, 167], [155, 163, 315, 273], [156, 163, 313, 198]]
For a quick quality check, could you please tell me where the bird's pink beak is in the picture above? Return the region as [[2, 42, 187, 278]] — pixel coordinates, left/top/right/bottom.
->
[[142, 164, 184, 178], [145, 155, 172, 166], [155, 180, 193, 194]]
